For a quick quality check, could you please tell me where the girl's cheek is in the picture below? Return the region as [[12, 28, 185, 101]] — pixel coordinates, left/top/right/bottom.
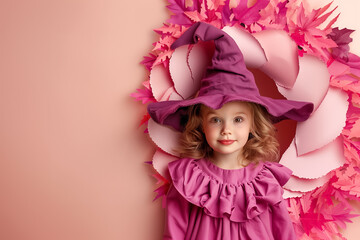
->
[[208, 125, 221, 132], [204, 122, 214, 129]]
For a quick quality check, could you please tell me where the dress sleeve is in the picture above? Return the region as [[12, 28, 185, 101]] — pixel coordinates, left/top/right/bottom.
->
[[270, 200, 296, 240], [163, 184, 190, 240]]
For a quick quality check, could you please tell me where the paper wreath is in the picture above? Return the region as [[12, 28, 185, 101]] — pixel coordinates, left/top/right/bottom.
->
[[132, 0, 360, 239]]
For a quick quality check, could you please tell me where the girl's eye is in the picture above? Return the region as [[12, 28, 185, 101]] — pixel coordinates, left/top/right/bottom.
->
[[234, 117, 243, 123], [209, 117, 221, 123]]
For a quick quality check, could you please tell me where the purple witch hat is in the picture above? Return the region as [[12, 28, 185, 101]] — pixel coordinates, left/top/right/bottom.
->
[[148, 22, 313, 131]]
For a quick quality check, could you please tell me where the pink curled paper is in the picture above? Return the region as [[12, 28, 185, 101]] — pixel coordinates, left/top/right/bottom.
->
[[222, 26, 267, 68], [169, 45, 197, 99], [295, 87, 348, 155], [188, 41, 213, 89], [170, 42, 213, 100], [253, 30, 299, 89], [280, 136, 345, 179], [147, 119, 181, 157], [277, 55, 330, 111], [153, 150, 178, 179], [283, 189, 305, 199], [283, 174, 331, 193], [149, 64, 174, 101], [169, 91, 183, 100]]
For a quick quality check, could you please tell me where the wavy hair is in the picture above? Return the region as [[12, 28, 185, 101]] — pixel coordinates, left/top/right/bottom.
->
[[175, 102, 280, 164]]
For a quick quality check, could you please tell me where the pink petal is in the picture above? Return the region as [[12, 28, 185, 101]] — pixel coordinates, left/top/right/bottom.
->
[[295, 87, 348, 155], [280, 136, 345, 179], [283, 174, 331, 193], [277, 55, 330, 110], [147, 119, 181, 157], [169, 45, 198, 99], [222, 26, 267, 68], [149, 65, 174, 101], [253, 30, 299, 89], [152, 150, 179, 180]]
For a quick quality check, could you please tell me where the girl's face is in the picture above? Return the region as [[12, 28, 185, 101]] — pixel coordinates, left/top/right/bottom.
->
[[201, 101, 253, 160]]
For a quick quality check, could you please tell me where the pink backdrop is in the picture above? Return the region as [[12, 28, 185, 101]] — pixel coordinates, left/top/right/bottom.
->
[[0, 0, 359, 239]]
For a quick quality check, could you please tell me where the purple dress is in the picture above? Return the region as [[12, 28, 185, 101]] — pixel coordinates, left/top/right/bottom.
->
[[164, 158, 296, 240]]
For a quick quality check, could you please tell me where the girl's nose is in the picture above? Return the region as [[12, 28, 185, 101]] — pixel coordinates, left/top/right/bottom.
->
[[221, 123, 231, 135]]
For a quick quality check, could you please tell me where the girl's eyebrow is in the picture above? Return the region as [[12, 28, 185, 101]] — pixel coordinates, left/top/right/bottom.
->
[[235, 112, 247, 115], [205, 112, 218, 117], [205, 111, 248, 116]]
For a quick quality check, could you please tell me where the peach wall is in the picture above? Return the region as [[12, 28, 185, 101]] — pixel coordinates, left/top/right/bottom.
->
[[0, 1, 359, 239]]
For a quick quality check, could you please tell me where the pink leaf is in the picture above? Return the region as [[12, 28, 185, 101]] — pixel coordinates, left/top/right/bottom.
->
[[141, 53, 157, 71], [322, 203, 359, 229], [300, 212, 329, 235], [184, 10, 206, 22], [130, 87, 155, 104], [288, 198, 301, 222], [349, 119, 360, 139], [185, 0, 194, 8], [167, 0, 188, 14], [153, 50, 174, 67], [154, 24, 185, 38], [166, 0, 196, 25], [207, 0, 226, 10], [232, 0, 270, 25], [352, 93, 360, 107], [288, 2, 338, 61]]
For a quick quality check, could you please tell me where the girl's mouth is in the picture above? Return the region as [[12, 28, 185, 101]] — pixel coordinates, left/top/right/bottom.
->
[[218, 140, 235, 145]]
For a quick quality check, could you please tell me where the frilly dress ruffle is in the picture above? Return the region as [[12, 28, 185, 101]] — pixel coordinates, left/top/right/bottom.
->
[[164, 158, 296, 240]]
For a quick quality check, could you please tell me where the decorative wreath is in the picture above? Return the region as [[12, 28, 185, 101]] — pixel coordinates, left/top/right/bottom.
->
[[132, 0, 360, 239]]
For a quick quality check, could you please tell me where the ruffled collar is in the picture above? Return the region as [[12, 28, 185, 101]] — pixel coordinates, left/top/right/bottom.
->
[[168, 158, 292, 222], [197, 158, 265, 186]]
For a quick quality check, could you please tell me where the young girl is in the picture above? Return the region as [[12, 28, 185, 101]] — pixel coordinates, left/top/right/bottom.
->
[[147, 22, 314, 240]]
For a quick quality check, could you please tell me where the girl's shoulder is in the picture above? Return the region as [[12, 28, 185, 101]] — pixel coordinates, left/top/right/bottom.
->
[[167, 158, 292, 222]]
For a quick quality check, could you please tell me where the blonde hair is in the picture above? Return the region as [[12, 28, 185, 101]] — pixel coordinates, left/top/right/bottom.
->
[[176, 102, 279, 164]]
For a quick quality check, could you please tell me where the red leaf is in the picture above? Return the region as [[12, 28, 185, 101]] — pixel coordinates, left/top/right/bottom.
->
[[139, 114, 151, 127]]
